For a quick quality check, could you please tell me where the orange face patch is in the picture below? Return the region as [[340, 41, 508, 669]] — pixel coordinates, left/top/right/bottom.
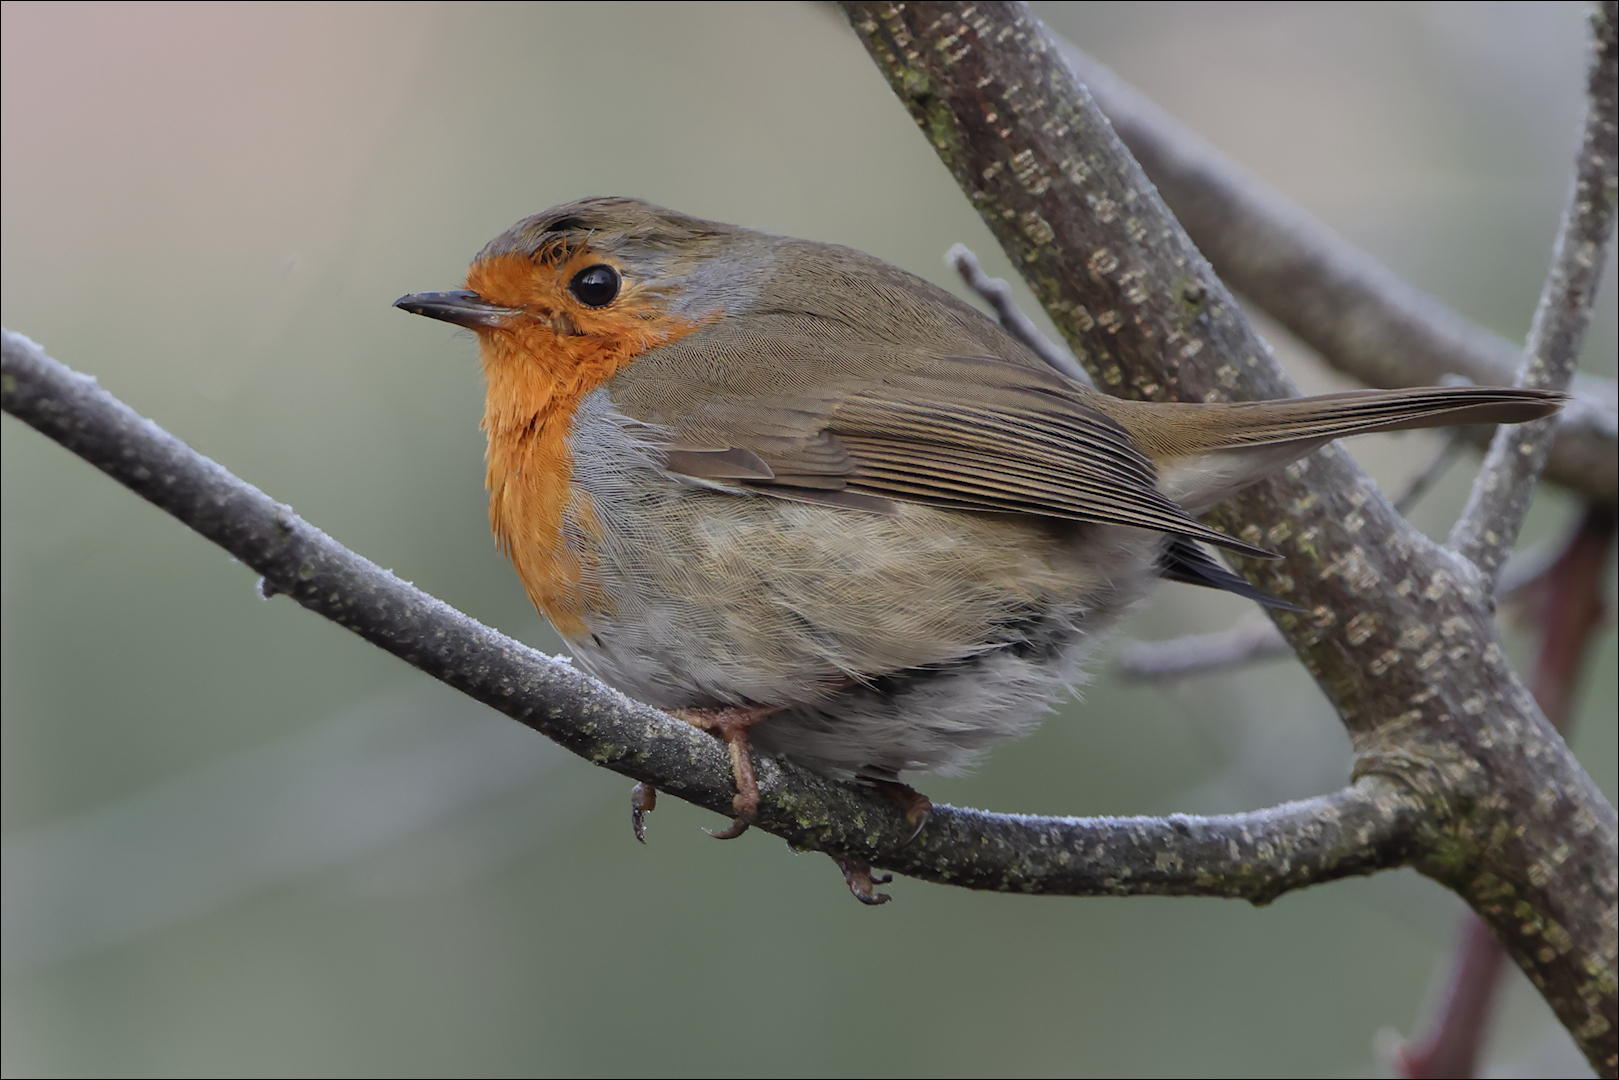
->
[[467, 250, 712, 636]]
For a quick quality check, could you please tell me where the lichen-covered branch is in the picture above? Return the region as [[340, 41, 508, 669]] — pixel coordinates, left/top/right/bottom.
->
[[1449, 3, 1619, 589], [1056, 38, 1618, 510], [840, 3, 1616, 1070], [0, 327, 1421, 904], [1399, 504, 1618, 1078], [890, 775, 1421, 900]]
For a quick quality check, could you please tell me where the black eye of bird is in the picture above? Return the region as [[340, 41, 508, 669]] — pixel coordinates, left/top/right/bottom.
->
[[568, 264, 620, 308]]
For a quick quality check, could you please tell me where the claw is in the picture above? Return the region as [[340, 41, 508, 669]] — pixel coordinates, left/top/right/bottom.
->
[[902, 802, 932, 846], [833, 856, 893, 905], [630, 782, 657, 843], [705, 816, 752, 840], [872, 779, 933, 846]]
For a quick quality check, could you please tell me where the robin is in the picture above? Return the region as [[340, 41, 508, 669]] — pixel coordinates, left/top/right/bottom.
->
[[396, 197, 1559, 895]]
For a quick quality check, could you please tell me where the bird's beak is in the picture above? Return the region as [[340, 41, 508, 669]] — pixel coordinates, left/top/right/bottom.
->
[[392, 290, 516, 329]]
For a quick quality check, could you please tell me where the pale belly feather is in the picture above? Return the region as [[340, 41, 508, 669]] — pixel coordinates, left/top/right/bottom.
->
[[553, 387, 1161, 776]]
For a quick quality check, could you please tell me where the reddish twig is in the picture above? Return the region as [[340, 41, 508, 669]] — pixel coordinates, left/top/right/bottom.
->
[[1525, 507, 1615, 730], [1399, 916, 1515, 1080]]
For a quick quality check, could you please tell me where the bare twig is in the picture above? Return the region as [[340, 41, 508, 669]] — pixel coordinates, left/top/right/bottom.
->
[[1449, 5, 1617, 590], [1114, 617, 1288, 680], [1399, 503, 1617, 1078], [946, 243, 1092, 385], [1112, 527, 1559, 682], [0, 328, 1424, 901], [1393, 430, 1467, 517], [1055, 37, 1619, 510], [841, 3, 1616, 1070]]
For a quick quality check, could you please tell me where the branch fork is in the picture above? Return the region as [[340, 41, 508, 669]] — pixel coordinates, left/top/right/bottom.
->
[[3, 0, 1615, 1072], [841, 2, 1616, 1071]]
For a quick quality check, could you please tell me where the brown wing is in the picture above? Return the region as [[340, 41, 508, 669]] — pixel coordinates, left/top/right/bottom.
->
[[604, 245, 1273, 558], [823, 359, 1273, 556]]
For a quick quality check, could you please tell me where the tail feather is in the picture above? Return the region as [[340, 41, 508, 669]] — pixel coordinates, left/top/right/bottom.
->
[[1193, 386, 1566, 448], [1110, 385, 1565, 459], [1125, 385, 1566, 514]]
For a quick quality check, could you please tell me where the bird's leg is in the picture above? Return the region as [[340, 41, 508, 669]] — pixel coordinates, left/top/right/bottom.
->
[[832, 856, 893, 905], [670, 704, 777, 839], [868, 779, 933, 845]]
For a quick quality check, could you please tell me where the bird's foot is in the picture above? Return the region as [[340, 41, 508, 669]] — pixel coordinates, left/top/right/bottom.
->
[[870, 779, 933, 845], [832, 856, 893, 905], [671, 704, 776, 839], [630, 782, 657, 843]]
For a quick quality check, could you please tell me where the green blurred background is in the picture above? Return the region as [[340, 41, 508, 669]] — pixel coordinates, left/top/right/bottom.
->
[[3, 2, 1614, 1076]]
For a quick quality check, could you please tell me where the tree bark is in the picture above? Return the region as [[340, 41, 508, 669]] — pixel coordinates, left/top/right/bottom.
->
[[1060, 44, 1618, 510], [839, 2, 1616, 1071]]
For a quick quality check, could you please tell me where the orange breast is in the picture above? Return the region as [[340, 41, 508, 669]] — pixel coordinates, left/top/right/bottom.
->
[[467, 252, 710, 637]]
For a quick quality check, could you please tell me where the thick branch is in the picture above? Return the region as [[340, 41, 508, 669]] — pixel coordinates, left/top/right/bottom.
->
[[1449, 4, 1619, 589], [840, 4, 1616, 1070], [1, 328, 1416, 902], [1058, 39, 1618, 510], [1401, 505, 1617, 1079]]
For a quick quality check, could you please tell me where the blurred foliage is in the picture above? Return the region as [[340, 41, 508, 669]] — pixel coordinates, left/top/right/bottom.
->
[[2, 2, 1613, 1076]]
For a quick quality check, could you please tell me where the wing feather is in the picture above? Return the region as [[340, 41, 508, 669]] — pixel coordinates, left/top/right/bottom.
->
[[610, 317, 1272, 555]]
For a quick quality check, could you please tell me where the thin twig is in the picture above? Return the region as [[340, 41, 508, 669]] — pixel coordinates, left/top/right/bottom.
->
[[1393, 430, 1466, 517], [1114, 617, 1288, 680], [946, 243, 1093, 385], [0, 328, 1423, 901], [1398, 503, 1616, 1078], [1055, 37, 1618, 510], [1113, 529, 1554, 680], [1446, 2, 1616, 591]]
